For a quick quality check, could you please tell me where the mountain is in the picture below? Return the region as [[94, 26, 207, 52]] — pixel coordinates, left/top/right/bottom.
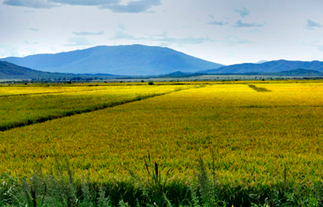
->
[[0, 61, 115, 80], [275, 69, 323, 76], [0, 61, 56, 79], [203, 60, 323, 74], [1, 45, 223, 76]]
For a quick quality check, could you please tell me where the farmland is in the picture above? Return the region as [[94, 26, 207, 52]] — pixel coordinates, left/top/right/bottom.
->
[[0, 83, 191, 131], [1, 80, 323, 206]]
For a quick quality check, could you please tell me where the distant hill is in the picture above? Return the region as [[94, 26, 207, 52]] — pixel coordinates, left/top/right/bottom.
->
[[203, 60, 323, 74], [157, 68, 323, 78], [275, 69, 323, 76], [1, 45, 223, 76], [0, 61, 115, 80], [0, 61, 56, 79]]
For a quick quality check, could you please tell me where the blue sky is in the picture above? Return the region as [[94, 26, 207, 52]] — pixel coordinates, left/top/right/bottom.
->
[[0, 0, 323, 65]]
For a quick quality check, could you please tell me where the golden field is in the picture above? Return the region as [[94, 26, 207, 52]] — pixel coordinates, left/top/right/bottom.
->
[[1, 80, 323, 189], [0, 83, 190, 131]]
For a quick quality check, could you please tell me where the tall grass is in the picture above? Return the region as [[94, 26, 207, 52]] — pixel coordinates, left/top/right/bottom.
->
[[1, 156, 322, 207]]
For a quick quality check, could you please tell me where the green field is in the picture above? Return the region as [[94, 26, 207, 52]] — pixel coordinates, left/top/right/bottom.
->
[[1, 80, 323, 206]]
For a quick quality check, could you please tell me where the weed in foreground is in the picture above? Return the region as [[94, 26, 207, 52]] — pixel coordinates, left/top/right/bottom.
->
[[1, 156, 323, 206], [127, 154, 172, 207]]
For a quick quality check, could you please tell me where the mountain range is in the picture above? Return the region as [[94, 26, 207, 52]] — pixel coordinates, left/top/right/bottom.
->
[[1, 45, 323, 79], [203, 60, 323, 74], [1, 45, 223, 76]]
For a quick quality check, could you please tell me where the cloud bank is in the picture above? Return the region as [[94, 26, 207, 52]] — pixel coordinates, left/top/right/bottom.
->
[[100, 0, 161, 13], [3, 0, 161, 13], [3, 0, 59, 9], [51, 0, 118, 6]]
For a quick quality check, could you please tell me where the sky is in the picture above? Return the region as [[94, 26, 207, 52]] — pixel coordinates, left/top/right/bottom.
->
[[0, 0, 323, 65]]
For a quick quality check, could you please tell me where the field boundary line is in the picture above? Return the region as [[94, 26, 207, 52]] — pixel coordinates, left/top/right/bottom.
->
[[0, 88, 112, 98], [248, 84, 271, 92]]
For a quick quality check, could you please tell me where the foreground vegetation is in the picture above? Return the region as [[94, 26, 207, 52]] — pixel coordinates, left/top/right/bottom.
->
[[1, 156, 323, 206], [1, 80, 323, 206]]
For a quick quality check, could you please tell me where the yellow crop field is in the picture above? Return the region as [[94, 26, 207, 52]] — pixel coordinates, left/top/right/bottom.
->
[[0, 84, 190, 131], [1, 81, 323, 193]]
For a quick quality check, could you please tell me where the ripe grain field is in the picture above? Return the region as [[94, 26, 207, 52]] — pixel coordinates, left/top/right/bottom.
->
[[0, 83, 191, 131], [1, 80, 323, 206]]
